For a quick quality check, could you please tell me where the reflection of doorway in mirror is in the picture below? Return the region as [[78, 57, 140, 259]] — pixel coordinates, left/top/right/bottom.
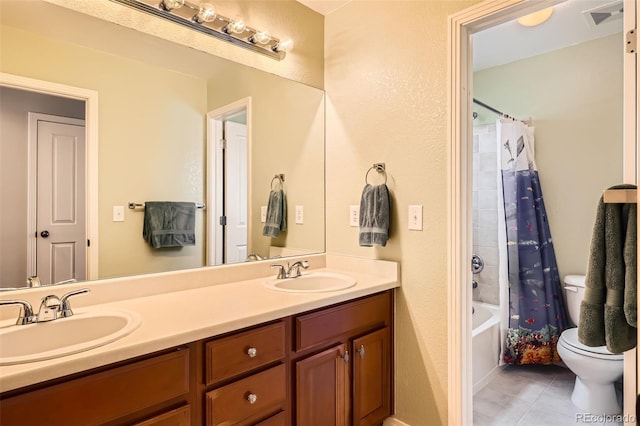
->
[[207, 97, 252, 266], [29, 114, 86, 285]]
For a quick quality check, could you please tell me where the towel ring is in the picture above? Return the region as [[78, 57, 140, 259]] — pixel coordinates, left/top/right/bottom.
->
[[365, 163, 387, 185], [271, 174, 285, 190]]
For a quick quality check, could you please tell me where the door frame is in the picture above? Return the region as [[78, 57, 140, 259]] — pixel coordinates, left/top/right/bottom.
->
[[206, 97, 252, 266], [445, 0, 616, 424], [0, 72, 99, 280]]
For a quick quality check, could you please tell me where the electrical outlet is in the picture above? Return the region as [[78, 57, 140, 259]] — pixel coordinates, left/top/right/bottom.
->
[[295, 205, 304, 224], [260, 206, 267, 223], [408, 205, 423, 230], [349, 205, 359, 227], [113, 205, 125, 222]]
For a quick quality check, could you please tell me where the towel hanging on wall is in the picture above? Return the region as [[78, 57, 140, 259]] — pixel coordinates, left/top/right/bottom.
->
[[143, 201, 196, 248], [359, 164, 390, 247], [578, 184, 637, 354], [263, 189, 287, 238]]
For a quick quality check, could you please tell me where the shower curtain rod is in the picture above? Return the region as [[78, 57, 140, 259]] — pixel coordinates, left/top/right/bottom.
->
[[473, 97, 520, 120]]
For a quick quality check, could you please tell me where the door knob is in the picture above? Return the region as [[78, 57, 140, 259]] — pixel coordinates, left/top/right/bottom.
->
[[40, 230, 50, 238]]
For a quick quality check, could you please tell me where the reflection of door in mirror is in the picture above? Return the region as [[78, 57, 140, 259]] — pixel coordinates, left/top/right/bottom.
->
[[0, 87, 89, 288], [32, 114, 86, 285], [207, 98, 251, 266]]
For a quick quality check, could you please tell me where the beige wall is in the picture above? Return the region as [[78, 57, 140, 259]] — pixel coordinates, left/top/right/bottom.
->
[[1, 25, 208, 279], [325, 1, 481, 424], [206, 63, 325, 259], [0, 88, 85, 287], [474, 34, 623, 278]]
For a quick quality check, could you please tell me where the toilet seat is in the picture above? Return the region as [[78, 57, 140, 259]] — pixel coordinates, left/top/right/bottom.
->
[[559, 328, 623, 361]]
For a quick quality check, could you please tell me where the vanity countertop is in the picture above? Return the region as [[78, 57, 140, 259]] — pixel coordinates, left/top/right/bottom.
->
[[0, 255, 399, 393]]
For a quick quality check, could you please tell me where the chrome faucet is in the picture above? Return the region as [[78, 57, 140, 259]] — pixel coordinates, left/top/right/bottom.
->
[[0, 300, 36, 325], [270, 260, 310, 279], [287, 260, 309, 278], [59, 288, 90, 318], [37, 288, 90, 322]]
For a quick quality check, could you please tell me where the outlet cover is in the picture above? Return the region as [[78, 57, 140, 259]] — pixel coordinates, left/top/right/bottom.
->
[[295, 205, 304, 224], [113, 205, 125, 222], [349, 205, 359, 227], [260, 206, 267, 223]]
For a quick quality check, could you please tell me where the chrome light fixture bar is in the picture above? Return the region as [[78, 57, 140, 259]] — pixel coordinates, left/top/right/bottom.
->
[[109, 0, 294, 60]]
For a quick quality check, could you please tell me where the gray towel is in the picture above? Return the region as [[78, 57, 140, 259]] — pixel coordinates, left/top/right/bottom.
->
[[143, 202, 196, 249], [263, 189, 287, 238], [578, 184, 637, 354], [359, 184, 390, 247]]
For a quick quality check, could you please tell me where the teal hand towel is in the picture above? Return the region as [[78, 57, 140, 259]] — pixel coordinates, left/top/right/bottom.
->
[[263, 189, 287, 238], [578, 184, 637, 354], [359, 184, 390, 247], [143, 202, 196, 249]]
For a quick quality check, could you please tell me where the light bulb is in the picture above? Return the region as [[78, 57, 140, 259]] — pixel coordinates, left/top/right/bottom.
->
[[251, 31, 271, 45], [229, 18, 246, 34], [194, 3, 216, 23], [274, 39, 294, 53], [159, 0, 184, 11]]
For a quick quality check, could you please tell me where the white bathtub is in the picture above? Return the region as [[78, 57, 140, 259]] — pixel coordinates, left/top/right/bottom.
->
[[472, 302, 500, 394]]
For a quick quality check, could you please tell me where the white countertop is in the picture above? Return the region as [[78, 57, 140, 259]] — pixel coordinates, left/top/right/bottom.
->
[[0, 255, 399, 393]]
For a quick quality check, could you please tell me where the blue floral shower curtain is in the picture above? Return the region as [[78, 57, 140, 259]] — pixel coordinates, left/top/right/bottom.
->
[[498, 119, 569, 365]]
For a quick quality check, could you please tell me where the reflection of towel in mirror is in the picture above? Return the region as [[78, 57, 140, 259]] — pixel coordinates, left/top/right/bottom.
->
[[263, 189, 287, 238], [578, 184, 637, 354], [359, 184, 390, 247], [143, 202, 196, 248]]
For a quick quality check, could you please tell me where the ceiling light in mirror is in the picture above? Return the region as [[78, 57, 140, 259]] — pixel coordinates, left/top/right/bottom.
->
[[517, 7, 554, 27]]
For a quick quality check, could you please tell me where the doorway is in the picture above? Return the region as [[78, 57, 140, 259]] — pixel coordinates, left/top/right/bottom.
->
[[0, 73, 99, 288], [206, 97, 252, 266], [447, 0, 638, 424]]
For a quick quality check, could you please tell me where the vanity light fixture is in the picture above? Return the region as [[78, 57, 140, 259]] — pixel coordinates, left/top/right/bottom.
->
[[110, 0, 294, 60]]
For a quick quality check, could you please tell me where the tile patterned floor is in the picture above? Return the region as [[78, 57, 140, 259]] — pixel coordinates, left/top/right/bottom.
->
[[473, 365, 623, 426]]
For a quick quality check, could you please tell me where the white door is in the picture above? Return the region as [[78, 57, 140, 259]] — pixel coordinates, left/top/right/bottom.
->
[[35, 118, 86, 285], [223, 120, 248, 263]]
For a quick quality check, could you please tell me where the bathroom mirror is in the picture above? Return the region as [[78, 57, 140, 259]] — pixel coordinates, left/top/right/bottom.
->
[[0, 0, 325, 289]]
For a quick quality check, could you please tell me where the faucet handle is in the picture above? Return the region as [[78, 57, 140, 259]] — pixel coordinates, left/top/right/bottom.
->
[[270, 263, 288, 279], [37, 295, 62, 322], [0, 300, 35, 325], [59, 288, 90, 318]]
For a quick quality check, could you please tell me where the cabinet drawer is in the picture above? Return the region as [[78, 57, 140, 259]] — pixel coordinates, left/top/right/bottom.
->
[[205, 321, 285, 385], [295, 292, 391, 352], [206, 364, 286, 426], [0, 348, 190, 426], [134, 405, 191, 426]]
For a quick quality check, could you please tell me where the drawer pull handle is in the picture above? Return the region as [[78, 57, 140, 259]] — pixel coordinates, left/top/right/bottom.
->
[[247, 347, 257, 358], [247, 393, 258, 404], [357, 344, 365, 358]]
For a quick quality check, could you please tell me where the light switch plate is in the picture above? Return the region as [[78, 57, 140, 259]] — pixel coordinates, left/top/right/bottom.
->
[[260, 206, 267, 223], [295, 205, 304, 224], [408, 205, 423, 230], [349, 205, 359, 227], [113, 205, 125, 222]]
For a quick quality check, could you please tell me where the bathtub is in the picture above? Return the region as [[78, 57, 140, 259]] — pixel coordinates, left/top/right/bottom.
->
[[472, 302, 500, 394]]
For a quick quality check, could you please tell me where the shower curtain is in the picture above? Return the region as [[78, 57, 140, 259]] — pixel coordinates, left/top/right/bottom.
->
[[497, 118, 569, 366]]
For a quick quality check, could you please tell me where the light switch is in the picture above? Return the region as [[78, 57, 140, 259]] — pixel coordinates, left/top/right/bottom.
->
[[408, 205, 423, 230], [113, 205, 125, 222], [295, 205, 304, 224], [349, 205, 359, 227], [261, 206, 267, 223]]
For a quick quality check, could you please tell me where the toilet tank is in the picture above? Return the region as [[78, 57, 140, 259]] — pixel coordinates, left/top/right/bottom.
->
[[563, 275, 586, 325]]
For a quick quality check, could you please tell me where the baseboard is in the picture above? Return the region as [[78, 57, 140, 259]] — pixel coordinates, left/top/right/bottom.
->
[[383, 416, 411, 426]]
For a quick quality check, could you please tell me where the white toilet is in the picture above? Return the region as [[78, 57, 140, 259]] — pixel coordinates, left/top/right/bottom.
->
[[557, 275, 623, 415]]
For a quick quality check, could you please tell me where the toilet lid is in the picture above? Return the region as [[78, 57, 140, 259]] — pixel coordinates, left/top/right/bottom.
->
[[560, 328, 624, 360]]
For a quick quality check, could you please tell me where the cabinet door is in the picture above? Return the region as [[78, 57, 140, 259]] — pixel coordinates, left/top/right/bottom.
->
[[296, 343, 350, 426], [352, 327, 391, 426]]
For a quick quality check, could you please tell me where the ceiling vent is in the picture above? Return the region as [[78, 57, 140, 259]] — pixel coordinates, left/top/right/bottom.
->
[[582, 1, 623, 28]]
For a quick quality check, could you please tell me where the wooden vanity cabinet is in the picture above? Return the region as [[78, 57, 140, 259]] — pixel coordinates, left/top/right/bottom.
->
[[293, 291, 393, 426]]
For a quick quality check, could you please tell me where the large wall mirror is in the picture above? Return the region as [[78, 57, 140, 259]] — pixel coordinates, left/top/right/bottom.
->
[[0, 0, 325, 289]]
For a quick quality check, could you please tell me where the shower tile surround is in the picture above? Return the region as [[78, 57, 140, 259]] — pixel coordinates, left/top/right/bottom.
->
[[473, 124, 500, 305]]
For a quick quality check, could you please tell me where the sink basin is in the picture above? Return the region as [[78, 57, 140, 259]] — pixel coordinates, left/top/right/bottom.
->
[[264, 272, 357, 293], [0, 308, 141, 365]]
